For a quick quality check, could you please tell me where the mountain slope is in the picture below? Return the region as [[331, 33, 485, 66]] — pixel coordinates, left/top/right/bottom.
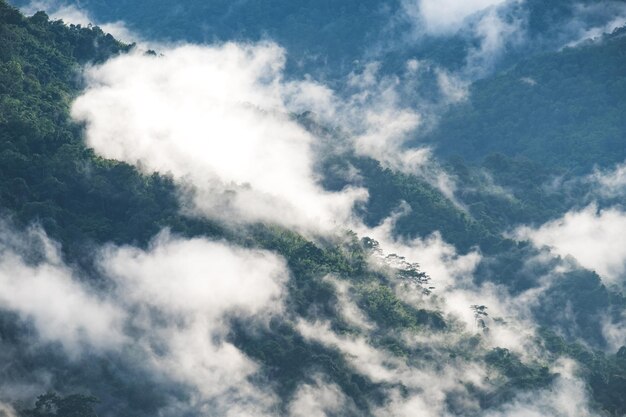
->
[[1, 2, 626, 417], [10, 0, 626, 79], [423, 27, 626, 172]]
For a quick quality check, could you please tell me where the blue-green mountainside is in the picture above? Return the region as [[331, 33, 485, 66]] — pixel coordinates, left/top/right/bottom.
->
[[1, 1, 626, 416], [9, 0, 625, 78]]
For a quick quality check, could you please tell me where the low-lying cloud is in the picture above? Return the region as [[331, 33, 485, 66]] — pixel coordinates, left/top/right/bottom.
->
[[563, 2, 626, 48], [484, 360, 599, 417], [515, 204, 626, 286], [359, 207, 541, 356], [400, 0, 525, 77], [99, 232, 289, 415], [0, 217, 597, 416], [297, 318, 489, 417], [72, 43, 370, 234], [589, 160, 626, 197], [19, 0, 137, 43], [5, 4, 619, 416], [0, 224, 125, 356], [402, 0, 510, 35], [0, 224, 290, 415], [72, 41, 464, 234], [463, 7, 525, 77], [288, 377, 354, 417]]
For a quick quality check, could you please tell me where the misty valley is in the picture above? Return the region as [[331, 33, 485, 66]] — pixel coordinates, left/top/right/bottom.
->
[[0, 0, 626, 416]]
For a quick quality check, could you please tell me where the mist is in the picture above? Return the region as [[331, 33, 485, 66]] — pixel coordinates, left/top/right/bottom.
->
[[2, 1, 625, 416], [515, 204, 626, 286]]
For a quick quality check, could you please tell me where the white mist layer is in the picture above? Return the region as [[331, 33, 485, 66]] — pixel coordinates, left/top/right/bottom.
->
[[19, 0, 137, 43], [288, 378, 353, 417], [401, 0, 526, 78], [515, 204, 626, 285], [72, 44, 368, 234], [484, 360, 598, 417], [406, 0, 509, 35], [0, 225, 125, 355], [71, 42, 470, 235], [99, 233, 288, 414], [356, 205, 543, 357], [0, 225, 289, 414], [590, 160, 626, 197]]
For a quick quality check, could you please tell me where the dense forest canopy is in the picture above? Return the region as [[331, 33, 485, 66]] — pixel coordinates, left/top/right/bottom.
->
[[421, 27, 626, 172], [0, 0, 625, 416]]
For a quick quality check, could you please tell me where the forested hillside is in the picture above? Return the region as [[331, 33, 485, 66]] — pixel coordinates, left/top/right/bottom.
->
[[10, 0, 626, 78], [1, 1, 625, 417], [423, 26, 626, 172]]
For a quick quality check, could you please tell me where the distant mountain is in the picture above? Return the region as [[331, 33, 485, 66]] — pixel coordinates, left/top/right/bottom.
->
[[9, 0, 626, 79], [1, 2, 626, 417], [422, 26, 626, 173]]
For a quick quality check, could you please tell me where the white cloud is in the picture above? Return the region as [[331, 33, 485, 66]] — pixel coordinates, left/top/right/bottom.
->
[[298, 311, 597, 417], [1, 3, 619, 416], [358, 207, 544, 357], [602, 313, 626, 352], [342, 62, 418, 154], [589, 160, 626, 197], [515, 204, 626, 285], [102, 232, 286, 320], [324, 275, 374, 330], [288, 377, 352, 417], [20, 1, 138, 43], [436, 68, 470, 103], [72, 42, 462, 232], [296, 319, 488, 417], [0, 255, 126, 354], [401, 0, 526, 78], [361, 209, 481, 290], [72, 43, 367, 235], [328, 61, 460, 193], [403, 0, 510, 35], [564, 2, 626, 48], [520, 76, 538, 86], [297, 319, 402, 384], [464, 8, 525, 77], [0, 223, 290, 414], [0, 403, 17, 417], [99, 232, 288, 413], [0, 226, 125, 356], [484, 359, 599, 417]]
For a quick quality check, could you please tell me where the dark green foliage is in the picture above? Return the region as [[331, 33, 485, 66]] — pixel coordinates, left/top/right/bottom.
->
[[0, 7, 447, 415], [323, 155, 503, 254], [485, 348, 554, 389], [482, 348, 555, 406], [231, 320, 382, 414], [249, 226, 366, 320], [540, 329, 626, 416], [474, 243, 549, 292], [16, 0, 402, 78], [1, 2, 626, 416], [424, 28, 626, 173], [20, 393, 98, 417], [448, 154, 579, 231], [358, 283, 446, 331], [0, 0, 186, 260], [534, 270, 612, 346], [320, 154, 626, 415], [11, 0, 623, 81]]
